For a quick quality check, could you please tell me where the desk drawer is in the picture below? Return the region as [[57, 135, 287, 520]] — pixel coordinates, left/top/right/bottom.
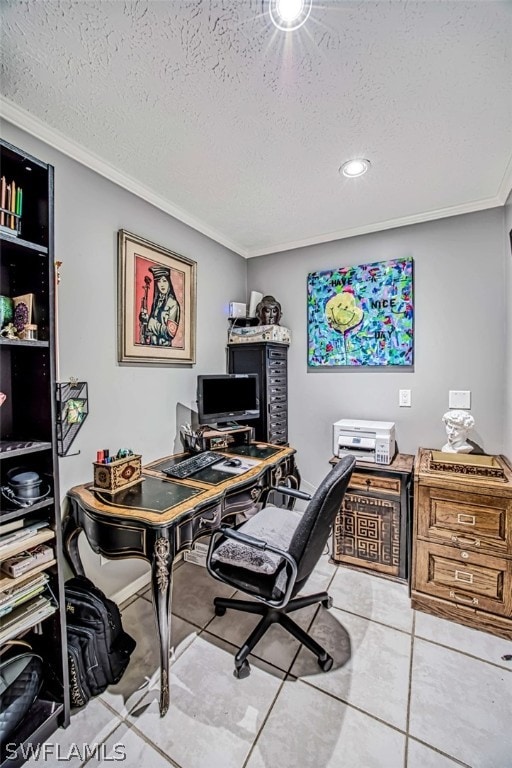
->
[[414, 540, 512, 616], [349, 472, 401, 496], [177, 504, 221, 550], [416, 486, 511, 555]]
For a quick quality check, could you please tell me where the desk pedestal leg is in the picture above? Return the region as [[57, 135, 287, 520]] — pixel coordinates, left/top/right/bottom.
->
[[152, 537, 173, 717]]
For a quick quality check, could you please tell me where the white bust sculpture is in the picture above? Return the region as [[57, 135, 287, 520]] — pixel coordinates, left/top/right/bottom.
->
[[441, 410, 475, 453]]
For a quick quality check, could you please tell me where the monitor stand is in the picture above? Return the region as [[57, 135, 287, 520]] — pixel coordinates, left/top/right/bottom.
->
[[212, 421, 240, 431]]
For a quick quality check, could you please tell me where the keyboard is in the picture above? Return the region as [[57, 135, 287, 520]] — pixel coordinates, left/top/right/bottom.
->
[[161, 451, 225, 479]]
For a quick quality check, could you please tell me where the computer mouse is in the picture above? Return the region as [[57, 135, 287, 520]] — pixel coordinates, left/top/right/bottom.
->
[[224, 458, 242, 467]]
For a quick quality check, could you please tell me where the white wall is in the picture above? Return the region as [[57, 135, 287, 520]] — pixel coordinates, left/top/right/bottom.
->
[[247, 209, 508, 487], [2, 121, 247, 597], [504, 192, 512, 461]]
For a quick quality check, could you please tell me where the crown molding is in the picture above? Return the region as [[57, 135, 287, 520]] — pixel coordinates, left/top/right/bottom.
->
[[1, 96, 508, 261], [0, 97, 248, 258], [245, 196, 504, 258]]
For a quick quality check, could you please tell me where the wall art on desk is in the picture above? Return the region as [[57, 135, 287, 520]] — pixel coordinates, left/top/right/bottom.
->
[[118, 230, 196, 364], [307, 257, 413, 367]]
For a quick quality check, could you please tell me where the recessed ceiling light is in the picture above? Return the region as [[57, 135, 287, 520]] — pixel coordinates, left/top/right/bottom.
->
[[269, 0, 312, 31], [340, 159, 371, 178]]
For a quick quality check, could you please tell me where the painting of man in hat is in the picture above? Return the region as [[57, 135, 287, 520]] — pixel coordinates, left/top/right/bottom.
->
[[139, 264, 181, 346]]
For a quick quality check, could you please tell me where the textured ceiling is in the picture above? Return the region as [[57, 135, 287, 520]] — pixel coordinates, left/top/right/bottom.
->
[[1, 0, 511, 257]]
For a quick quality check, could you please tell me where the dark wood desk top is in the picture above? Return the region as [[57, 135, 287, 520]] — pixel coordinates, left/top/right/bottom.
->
[[67, 443, 296, 526]]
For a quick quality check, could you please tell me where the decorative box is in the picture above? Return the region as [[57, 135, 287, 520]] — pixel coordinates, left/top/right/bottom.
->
[[92, 454, 142, 494]]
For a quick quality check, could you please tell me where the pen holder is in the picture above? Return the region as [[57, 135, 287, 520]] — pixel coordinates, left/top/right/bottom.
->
[[91, 455, 142, 494]]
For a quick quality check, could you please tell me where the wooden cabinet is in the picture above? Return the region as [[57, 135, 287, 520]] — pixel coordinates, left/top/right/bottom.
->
[[0, 139, 69, 766], [227, 342, 288, 445], [330, 453, 414, 580], [412, 448, 512, 640]]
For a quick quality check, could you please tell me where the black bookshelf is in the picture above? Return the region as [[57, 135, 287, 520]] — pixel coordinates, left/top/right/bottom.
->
[[0, 138, 69, 767]]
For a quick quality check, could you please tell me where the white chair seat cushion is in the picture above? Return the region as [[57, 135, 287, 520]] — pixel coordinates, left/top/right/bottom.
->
[[212, 505, 303, 574]]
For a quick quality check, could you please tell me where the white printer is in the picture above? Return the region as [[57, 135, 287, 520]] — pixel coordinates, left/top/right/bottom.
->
[[333, 419, 396, 465]]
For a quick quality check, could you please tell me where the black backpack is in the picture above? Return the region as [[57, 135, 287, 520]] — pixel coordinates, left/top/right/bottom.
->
[[65, 576, 136, 708]]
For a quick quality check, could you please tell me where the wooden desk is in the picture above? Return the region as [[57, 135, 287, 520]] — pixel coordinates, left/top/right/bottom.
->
[[63, 443, 299, 715]]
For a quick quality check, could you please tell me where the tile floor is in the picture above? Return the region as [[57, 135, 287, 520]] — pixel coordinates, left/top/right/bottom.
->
[[28, 557, 512, 768]]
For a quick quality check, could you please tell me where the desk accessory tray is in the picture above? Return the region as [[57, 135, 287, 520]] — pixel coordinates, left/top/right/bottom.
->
[[91, 454, 142, 494], [428, 451, 506, 480]]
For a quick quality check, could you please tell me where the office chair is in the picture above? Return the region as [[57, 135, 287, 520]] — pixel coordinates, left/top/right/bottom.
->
[[206, 455, 355, 678]]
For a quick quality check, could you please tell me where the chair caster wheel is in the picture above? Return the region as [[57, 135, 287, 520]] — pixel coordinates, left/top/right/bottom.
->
[[214, 605, 226, 616], [321, 596, 333, 609], [234, 660, 251, 679], [318, 655, 333, 672]]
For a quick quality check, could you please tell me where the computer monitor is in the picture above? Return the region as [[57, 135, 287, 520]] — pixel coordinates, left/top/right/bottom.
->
[[197, 374, 259, 426]]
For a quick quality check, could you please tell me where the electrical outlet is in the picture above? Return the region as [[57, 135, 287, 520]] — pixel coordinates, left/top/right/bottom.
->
[[449, 390, 471, 409], [399, 389, 411, 407]]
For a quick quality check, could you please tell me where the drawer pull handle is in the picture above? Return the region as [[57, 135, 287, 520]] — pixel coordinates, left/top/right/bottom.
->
[[451, 535, 480, 547], [454, 570, 473, 584], [199, 513, 217, 527], [457, 513, 476, 526], [250, 488, 260, 500], [449, 590, 478, 606]]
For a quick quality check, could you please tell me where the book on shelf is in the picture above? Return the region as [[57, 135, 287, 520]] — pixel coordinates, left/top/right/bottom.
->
[[0, 518, 24, 536], [0, 572, 49, 617], [0, 174, 22, 234], [0, 594, 55, 643], [0, 521, 48, 551], [1, 543, 53, 578]]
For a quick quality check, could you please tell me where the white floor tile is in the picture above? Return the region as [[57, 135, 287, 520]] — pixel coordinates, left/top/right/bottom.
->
[[246, 678, 405, 768], [23, 698, 121, 768], [127, 633, 283, 768], [290, 606, 411, 730], [94, 722, 173, 768], [171, 561, 237, 627], [329, 566, 413, 633], [414, 610, 512, 671], [407, 739, 470, 768], [101, 596, 199, 716], [409, 638, 512, 767]]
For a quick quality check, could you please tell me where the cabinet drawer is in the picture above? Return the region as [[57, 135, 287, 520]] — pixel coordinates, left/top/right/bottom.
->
[[416, 486, 511, 555], [349, 472, 401, 496], [268, 359, 287, 371], [267, 348, 287, 360], [414, 540, 512, 617], [267, 385, 286, 398], [268, 376, 287, 388], [269, 402, 286, 414]]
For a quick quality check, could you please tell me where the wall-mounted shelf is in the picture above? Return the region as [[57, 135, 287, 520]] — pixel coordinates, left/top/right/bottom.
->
[[56, 381, 89, 457]]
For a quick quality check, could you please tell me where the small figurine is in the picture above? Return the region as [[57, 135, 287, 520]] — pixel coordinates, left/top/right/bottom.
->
[[0, 323, 18, 340], [256, 295, 282, 326], [441, 410, 475, 453]]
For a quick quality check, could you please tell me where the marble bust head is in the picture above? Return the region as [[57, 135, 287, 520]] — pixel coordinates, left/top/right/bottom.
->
[[441, 410, 475, 453]]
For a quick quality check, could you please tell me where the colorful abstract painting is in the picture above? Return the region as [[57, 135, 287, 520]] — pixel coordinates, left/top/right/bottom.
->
[[307, 257, 414, 367]]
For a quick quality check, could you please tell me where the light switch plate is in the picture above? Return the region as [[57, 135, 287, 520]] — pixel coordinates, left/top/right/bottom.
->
[[449, 390, 471, 409], [399, 389, 411, 407]]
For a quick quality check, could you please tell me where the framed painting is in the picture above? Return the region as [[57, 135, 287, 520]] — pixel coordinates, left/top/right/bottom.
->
[[307, 257, 413, 367], [118, 230, 196, 364]]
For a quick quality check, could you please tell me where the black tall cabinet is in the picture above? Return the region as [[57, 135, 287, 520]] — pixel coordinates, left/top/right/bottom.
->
[[0, 139, 69, 766], [227, 342, 288, 445]]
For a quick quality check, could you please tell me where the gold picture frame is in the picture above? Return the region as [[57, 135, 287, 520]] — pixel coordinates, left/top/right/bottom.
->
[[118, 230, 196, 365]]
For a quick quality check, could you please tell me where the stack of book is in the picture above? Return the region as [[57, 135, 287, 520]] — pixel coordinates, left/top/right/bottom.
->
[[0, 594, 55, 644], [0, 519, 49, 556], [0, 175, 23, 235]]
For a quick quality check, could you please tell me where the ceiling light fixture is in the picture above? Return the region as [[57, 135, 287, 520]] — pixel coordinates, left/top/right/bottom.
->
[[269, 0, 312, 31], [340, 159, 371, 178]]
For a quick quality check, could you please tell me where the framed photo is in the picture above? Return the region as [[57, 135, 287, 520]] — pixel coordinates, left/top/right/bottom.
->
[[118, 230, 196, 364], [307, 257, 414, 367]]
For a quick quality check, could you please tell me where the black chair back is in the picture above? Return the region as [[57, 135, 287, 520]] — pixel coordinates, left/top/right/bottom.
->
[[288, 455, 355, 589]]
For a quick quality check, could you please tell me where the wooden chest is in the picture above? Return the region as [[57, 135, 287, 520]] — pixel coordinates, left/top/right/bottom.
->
[[412, 448, 512, 640], [330, 453, 414, 580]]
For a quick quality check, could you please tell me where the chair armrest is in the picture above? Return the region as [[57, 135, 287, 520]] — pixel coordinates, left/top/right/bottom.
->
[[269, 485, 312, 501]]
